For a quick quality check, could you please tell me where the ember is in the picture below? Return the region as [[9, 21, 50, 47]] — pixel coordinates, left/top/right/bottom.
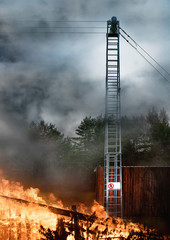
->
[[0, 173, 168, 239]]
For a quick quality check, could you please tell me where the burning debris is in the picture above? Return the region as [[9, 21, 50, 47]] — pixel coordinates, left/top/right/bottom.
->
[[39, 218, 167, 240], [0, 173, 168, 240]]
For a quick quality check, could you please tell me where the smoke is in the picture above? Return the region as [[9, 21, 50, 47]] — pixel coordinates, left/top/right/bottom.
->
[[121, 72, 170, 116], [0, 0, 169, 131], [0, 0, 169, 195]]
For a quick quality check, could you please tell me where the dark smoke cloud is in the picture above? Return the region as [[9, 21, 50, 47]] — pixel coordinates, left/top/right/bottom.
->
[[0, 0, 169, 192], [0, 0, 169, 130]]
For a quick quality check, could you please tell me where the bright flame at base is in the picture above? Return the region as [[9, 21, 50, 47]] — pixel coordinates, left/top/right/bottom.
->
[[0, 172, 168, 240]]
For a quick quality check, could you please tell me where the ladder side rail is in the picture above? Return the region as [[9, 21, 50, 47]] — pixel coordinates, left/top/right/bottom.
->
[[117, 27, 123, 218], [103, 20, 109, 213]]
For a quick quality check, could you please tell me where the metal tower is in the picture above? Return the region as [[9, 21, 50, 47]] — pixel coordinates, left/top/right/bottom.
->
[[103, 17, 122, 217]]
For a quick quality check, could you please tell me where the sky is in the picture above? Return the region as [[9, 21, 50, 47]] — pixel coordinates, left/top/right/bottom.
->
[[0, 0, 170, 137]]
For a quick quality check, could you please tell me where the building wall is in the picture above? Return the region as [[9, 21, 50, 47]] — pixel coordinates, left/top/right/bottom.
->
[[96, 166, 170, 218]]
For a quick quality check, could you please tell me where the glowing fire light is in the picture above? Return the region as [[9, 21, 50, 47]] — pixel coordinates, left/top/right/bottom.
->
[[0, 172, 168, 239]]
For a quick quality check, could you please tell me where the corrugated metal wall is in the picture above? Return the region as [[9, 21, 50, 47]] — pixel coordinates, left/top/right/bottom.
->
[[96, 166, 170, 217]]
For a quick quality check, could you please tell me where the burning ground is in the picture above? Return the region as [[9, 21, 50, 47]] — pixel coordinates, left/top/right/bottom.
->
[[0, 172, 168, 240]]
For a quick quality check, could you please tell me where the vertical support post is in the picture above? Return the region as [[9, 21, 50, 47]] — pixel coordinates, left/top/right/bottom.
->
[[103, 16, 122, 218]]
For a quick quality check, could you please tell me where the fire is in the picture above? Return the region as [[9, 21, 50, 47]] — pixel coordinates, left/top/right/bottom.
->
[[0, 172, 168, 239], [0, 172, 62, 239]]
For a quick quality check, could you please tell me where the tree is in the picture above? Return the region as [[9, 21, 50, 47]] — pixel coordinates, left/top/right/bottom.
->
[[146, 108, 170, 165], [73, 110, 170, 168], [147, 108, 170, 146], [29, 120, 96, 192], [29, 120, 74, 167], [121, 115, 151, 166], [27, 108, 170, 193], [29, 120, 64, 142], [29, 121, 80, 191], [74, 115, 105, 170]]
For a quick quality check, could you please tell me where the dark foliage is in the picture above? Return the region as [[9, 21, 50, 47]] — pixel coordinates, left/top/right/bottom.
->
[[29, 108, 170, 192], [73, 115, 105, 170]]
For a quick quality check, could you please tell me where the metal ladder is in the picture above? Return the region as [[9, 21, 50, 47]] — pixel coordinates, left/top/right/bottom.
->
[[103, 17, 122, 218]]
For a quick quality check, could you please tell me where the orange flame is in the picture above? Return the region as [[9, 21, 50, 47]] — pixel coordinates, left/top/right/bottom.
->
[[0, 172, 167, 239], [0, 172, 63, 239]]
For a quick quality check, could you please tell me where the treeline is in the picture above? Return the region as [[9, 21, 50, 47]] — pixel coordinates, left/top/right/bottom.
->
[[28, 108, 170, 192], [122, 108, 170, 166]]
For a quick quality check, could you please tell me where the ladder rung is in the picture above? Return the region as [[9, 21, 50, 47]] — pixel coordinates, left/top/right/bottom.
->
[[107, 88, 118, 90], [107, 81, 118, 83], [107, 153, 121, 155], [108, 74, 118, 75], [107, 83, 118, 85], [108, 42, 118, 44], [108, 60, 118, 62], [107, 77, 118, 78], [104, 175, 121, 178], [107, 86, 118, 88], [107, 83, 118, 84], [104, 167, 121, 170], [108, 86, 117, 92], [108, 39, 118, 41], [107, 83, 118, 86], [107, 65, 117, 68], [104, 196, 121, 199], [108, 39, 118, 42], [107, 91, 118, 93], [107, 204, 121, 206], [108, 54, 117, 57], [107, 94, 117, 96]]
